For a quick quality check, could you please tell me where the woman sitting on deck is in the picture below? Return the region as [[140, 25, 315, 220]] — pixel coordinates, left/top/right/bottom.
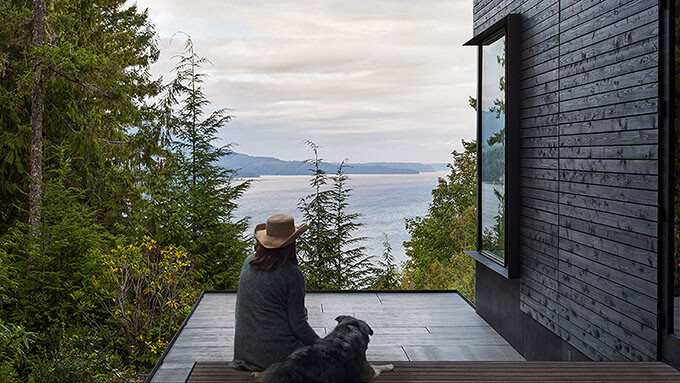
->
[[230, 213, 321, 372]]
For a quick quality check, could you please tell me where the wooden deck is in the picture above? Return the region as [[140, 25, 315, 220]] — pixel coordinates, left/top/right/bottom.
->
[[148, 292, 524, 382], [186, 361, 680, 382]]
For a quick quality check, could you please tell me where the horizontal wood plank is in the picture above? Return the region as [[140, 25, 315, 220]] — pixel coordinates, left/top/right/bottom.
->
[[185, 361, 680, 382], [474, 0, 661, 365]]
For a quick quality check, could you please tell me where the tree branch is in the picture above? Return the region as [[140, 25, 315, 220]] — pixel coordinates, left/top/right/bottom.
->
[[46, 65, 117, 99]]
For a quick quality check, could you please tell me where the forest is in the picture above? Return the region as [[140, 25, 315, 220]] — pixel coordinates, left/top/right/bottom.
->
[[0, 1, 479, 380]]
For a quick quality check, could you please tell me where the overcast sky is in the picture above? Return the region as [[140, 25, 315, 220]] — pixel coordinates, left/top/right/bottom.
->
[[132, 0, 476, 163]]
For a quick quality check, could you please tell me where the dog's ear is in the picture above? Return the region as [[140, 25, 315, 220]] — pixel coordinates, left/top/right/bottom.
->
[[335, 316, 374, 336], [357, 319, 374, 336]]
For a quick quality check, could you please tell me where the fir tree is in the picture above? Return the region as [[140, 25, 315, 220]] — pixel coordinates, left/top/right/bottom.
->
[[0, 0, 161, 237], [0, 1, 249, 378], [328, 161, 374, 289], [161, 35, 250, 289], [297, 142, 373, 289], [297, 141, 335, 289], [372, 233, 400, 290]]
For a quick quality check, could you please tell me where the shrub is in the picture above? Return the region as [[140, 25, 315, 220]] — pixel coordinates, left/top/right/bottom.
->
[[399, 252, 476, 302], [96, 237, 199, 367], [401, 141, 477, 301], [0, 321, 35, 382], [26, 324, 137, 383]]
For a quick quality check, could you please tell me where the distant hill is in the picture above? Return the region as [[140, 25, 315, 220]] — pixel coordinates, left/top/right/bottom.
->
[[425, 163, 449, 172], [219, 153, 448, 177]]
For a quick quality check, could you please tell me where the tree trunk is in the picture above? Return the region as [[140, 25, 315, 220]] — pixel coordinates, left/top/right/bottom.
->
[[29, 0, 45, 243]]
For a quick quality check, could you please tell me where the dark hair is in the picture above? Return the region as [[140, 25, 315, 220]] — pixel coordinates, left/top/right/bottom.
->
[[249, 241, 298, 271]]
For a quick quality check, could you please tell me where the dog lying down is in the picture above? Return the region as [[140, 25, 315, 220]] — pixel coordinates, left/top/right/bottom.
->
[[253, 315, 394, 382]]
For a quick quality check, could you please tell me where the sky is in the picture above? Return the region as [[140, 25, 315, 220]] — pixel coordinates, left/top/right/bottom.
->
[[131, 0, 476, 163]]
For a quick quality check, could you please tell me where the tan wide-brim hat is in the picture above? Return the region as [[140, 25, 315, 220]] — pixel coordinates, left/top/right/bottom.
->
[[254, 213, 308, 249]]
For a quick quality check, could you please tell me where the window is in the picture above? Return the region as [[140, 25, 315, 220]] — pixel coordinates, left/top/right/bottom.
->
[[464, 14, 520, 278], [480, 35, 506, 263]]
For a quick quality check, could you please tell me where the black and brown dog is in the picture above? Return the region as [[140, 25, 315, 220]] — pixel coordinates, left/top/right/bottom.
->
[[253, 315, 394, 382]]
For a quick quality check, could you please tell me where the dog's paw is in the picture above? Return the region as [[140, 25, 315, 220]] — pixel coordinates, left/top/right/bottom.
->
[[372, 363, 395, 375], [251, 372, 261, 378]]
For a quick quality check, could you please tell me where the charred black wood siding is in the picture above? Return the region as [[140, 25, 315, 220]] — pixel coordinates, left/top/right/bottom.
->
[[472, 0, 659, 361]]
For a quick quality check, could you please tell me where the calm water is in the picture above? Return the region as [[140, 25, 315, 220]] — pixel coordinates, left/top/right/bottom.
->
[[233, 172, 447, 265]]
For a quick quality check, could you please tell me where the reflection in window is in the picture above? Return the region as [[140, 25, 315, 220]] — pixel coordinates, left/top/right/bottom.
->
[[480, 36, 506, 263]]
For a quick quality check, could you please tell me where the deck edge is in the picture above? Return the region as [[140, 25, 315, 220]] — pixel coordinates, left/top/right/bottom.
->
[[145, 291, 206, 383]]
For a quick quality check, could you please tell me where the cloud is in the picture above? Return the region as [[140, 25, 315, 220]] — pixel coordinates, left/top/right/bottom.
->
[[130, 0, 476, 163]]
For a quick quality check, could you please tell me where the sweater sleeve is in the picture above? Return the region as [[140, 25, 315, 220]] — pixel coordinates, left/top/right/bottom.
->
[[286, 267, 321, 346]]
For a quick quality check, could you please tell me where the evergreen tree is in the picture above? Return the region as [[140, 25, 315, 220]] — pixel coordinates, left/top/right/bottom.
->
[[297, 141, 335, 288], [328, 160, 374, 289], [161, 36, 250, 289], [0, 1, 199, 378], [372, 233, 400, 290], [0, 0, 160, 237], [297, 142, 373, 289], [0, 0, 162, 329]]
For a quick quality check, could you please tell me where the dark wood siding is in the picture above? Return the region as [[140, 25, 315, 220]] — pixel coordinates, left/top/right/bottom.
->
[[472, 0, 659, 361]]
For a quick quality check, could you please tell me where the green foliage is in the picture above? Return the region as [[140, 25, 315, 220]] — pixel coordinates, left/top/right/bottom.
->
[[0, 146, 134, 381], [0, 2, 249, 380], [0, 235, 19, 307], [96, 238, 198, 367], [371, 234, 400, 290], [297, 142, 375, 289], [400, 252, 476, 301], [0, 320, 35, 382], [480, 145, 505, 182], [26, 324, 136, 383], [0, 0, 501, 379], [401, 140, 477, 300], [1, 0, 161, 243], [297, 141, 335, 288], [468, 96, 477, 112], [8, 146, 105, 332], [481, 42, 507, 183], [1, 0, 161, 239], [297, 141, 333, 287], [0, 1, 35, 235], [159, 36, 251, 289], [327, 161, 375, 288]]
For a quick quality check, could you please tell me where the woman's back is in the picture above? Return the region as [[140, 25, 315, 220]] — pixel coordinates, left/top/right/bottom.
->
[[232, 255, 319, 371]]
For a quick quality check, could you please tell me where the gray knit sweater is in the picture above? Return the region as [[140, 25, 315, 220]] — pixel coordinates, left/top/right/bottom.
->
[[230, 255, 321, 371]]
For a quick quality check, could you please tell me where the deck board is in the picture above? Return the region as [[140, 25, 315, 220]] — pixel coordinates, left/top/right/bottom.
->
[[185, 361, 680, 382], [149, 292, 524, 382]]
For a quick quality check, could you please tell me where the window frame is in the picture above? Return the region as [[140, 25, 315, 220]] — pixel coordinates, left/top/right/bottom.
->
[[464, 14, 521, 279]]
